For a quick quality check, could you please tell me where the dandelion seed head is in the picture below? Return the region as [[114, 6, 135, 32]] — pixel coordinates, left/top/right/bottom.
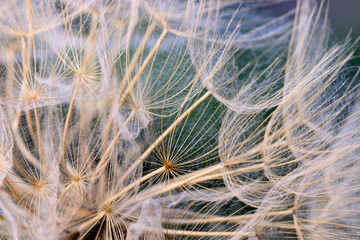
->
[[0, 0, 358, 239]]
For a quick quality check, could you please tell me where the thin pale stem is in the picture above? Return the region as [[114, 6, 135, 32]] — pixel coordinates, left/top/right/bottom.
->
[[91, 111, 136, 178], [105, 166, 165, 205], [60, 90, 77, 170], [163, 228, 249, 237], [33, 102, 44, 166], [165, 209, 293, 225], [119, 28, 168, 104]]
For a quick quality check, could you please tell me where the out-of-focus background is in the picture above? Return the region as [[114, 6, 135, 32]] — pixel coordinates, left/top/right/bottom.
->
[[273, 0, 360, 64], [327, 0, 360, 39], [274, 0, 360, 38], [324, 0, 360, 65]]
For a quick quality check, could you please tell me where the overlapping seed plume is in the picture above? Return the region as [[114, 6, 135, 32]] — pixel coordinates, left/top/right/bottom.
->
[[189, 1, 294, 113], [219, 1, 360, 240], [0, 0, 358, 239]]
